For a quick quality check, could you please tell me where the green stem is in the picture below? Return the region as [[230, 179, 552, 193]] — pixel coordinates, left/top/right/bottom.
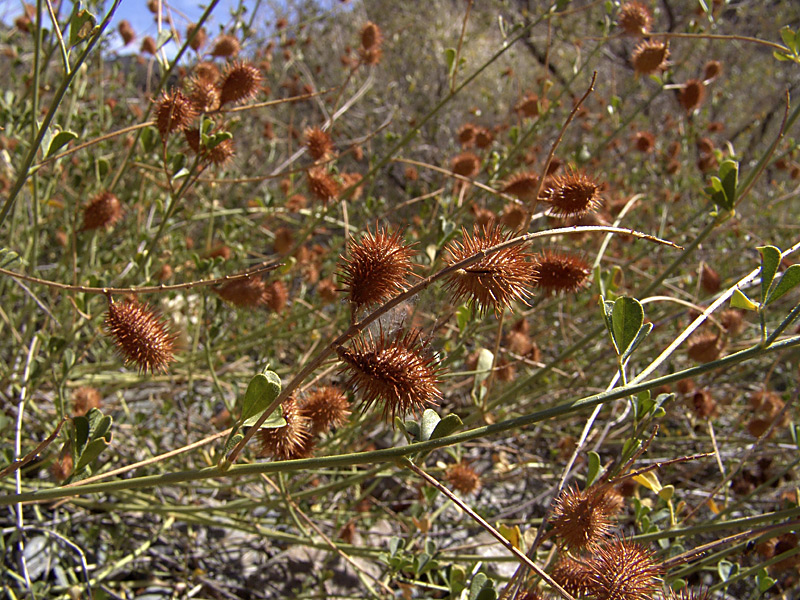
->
[[0, 0, 123, 228], [3, 335, 798, 506]]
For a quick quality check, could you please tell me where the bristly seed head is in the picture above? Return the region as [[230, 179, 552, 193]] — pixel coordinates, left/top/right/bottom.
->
[[300, 385, 351, 435], [339, 225, 417, 312], [550, 484, 623, 550], [540, 170, 603, 218], [586, 538, 662, 600], [104, 297, 177, 374], [501, 171, 540, 202], [618, 2, 652, 36], [444, 224, 537, 317], [532, 250, 592, 294], [155, 89, 196, 138], [214, 276, 268, 307], [337, 329, 442, 422], [446, 461, 481, 495], [631, 40, 669, 76], [218, 60, 262, 106], [82, 191, 124, 231], [210, 34, 240, 57], [550, 555, 594, 598], [256, 397, 312, 460], [307, 167, 339, 204], [304, 126, 333, 161]]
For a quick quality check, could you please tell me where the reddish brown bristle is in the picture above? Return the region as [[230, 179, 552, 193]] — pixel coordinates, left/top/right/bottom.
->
[[104, 297, 177, 374]]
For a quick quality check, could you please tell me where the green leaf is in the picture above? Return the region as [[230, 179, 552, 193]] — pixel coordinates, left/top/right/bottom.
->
[[0, 248, 21, 269], [730, 288, 758, 311], [46, 130, 78, 158], [241, 406, 284, 429], [240, 371, 281, 422], [773, 51, 792, 62], [705, 160, 738, 211], [766, 264, 800, 304], [430, 413, 462, 440], [445, 47, 457, 76], [469, 573, 496, 600], [223, 432, 244, 455], [71, 408, 112, 473], [757, 567, 777, 592], [456, 304, 471, 333], [68, 3, 96, 47], [420, 409, 441, 442], [586, 451, 602, 486], [156, 29, 172, 50], [758, 245, 782, 302], [622, 322, 653, 362], [140, 126, 158, 152], [470, 348, 494, 402], [449, 565, 467, 595], [611, 297, 644, 357], [780, 26, 797, 53]]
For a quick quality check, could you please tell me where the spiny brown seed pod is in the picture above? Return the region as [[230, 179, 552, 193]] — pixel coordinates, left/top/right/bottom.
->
[[633, 131, 655, 153], [617, 2, 652, 36], [679, 79, 706, 113], [500, 203, 526, 231], [187, 77, 220, 113], [72, 387, 102, 416], [155, 90, 196, 138], [474, 126, 493, 149], [211, 34, 240, 57], [339, 226, 416, 312], [307, 167, 339, 204], [586, 539, 662, 600], [515, 92, 544, 117], [691, 389, 717, 419], [501, 171, 540, 201], [141, 35, 157, 55], [265, 280, 289, 313], [550, 556, 594, 598], [194, 61, 220, 84], [696, 138, 715, 157], [703, 60, 722, 81], [203, 137, 235, 166], [540, 170, 602, 218], [446, 461, 481, 495], [720, 309, 745, 335], [304, 126, 333, 161], [256, 397, 312, 460], [186, 23, 207, 51], [82, 191, 123, 231], [359, 22, 383, 65], [360, 21, 382, 51], [550, 484, 622, 550], [451, 152, 481, 178], [104, 297, 177, 373], [700, 263, 721, 294], [532, 250, 591, 294], [118, 20, 135, 45], [686, 332, 723, 363], [444, 224, 537, 317], [219, 60, 262, 106], [631, 40, 669, 76], [214, 276, 268, 307], [300, 385, 351, 434], [665, 587, 712, 600], [337, 329, 442, 421], [50, 445, 74, 482], [457, 123, 477, 147]]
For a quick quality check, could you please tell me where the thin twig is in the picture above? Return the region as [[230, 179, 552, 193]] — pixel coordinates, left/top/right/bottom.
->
[[0, 260, 281, 296], [403, 460, 576, 600]]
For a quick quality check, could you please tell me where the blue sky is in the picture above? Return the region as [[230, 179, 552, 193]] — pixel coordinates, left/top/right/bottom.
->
[[1, 1, 348, 57]]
